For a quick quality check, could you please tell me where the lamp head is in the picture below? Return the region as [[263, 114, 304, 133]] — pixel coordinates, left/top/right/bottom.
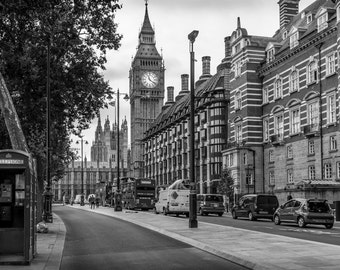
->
[[123, 94, 129, 101], [188, 30, 199, 43]]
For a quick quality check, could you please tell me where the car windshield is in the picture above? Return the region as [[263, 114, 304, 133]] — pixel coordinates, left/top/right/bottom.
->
[[205, 195, 223, 202], [307, 201, 330, 213]]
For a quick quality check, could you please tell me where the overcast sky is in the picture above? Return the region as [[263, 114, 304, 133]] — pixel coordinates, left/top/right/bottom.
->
[[74, 0, 313, 159]]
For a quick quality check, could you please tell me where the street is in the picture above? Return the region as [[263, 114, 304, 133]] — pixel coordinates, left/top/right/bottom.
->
[[197, 213, 340, 246], [54, 205, 247, 270]]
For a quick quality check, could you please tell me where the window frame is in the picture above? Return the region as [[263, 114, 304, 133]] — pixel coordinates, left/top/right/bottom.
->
[[307, 60, 318, 84], [308, 140, 315, 155], [263, 118, 269, 142], [326, 52, 336, 76], [290, 31, 299, 49], [324, 163, 332, 179], [309, 165, 316, 180], [274, 77, 283, 99], [330, 135, 337, 151], [287, 169, 294, 183], [274, 113, 284, 140], [235, 90, 242, 110], [289, 69, 299, 93], [317, 12, 328, 32], [290, 107, 300, 135], [327, 93, 336, 125]]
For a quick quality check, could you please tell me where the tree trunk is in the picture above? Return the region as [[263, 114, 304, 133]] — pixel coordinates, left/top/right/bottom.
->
[[0, 72, 29, 152]]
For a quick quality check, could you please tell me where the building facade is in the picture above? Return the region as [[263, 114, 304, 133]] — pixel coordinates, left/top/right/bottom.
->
[[53, 114, 129, 201], [129, 2, 165, 178], [143, 0, 340, 205]]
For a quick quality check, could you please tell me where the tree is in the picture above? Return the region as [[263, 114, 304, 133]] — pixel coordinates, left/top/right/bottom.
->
[[0, 0, 123, 219], [216, 166, 235, 207]]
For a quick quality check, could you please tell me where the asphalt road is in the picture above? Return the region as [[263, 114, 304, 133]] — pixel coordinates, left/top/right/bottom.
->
[[54, 206, 248, 270], [197, 213, 340, 246]]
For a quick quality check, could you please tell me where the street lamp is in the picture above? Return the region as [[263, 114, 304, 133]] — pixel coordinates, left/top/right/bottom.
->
[[110, 88, 129, 211], [76, 136, 88, 206], [188, 30, 199, 229]]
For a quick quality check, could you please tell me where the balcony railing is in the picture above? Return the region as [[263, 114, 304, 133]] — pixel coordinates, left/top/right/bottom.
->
[[303, 124, 320, 137]]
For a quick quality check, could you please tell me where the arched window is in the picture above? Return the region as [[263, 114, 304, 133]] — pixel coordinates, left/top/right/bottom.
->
[[274, 77, 283, 99], [289, 69, 299, 92], [307, 60, 317, 84]]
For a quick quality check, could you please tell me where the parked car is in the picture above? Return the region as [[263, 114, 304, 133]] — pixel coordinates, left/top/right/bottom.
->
[[231, 194, 279, 221], [273, 198, 334, 229], [197, 194, 225, 216]]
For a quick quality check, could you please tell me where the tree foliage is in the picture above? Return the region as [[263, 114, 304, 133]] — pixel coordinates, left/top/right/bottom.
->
[[0, 0, 123, 181], [216, 166, 234, 203]]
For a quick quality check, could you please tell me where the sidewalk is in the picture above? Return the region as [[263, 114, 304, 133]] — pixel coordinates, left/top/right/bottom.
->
[[4, 205, 340, 270], [2, 213, 66, 270]]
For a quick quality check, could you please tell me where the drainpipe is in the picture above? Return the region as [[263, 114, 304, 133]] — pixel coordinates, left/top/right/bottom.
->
[[316, 42, 324, 179]]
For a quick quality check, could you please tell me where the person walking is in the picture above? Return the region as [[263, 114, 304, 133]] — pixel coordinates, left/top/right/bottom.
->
[[89, 196, 95, 209]]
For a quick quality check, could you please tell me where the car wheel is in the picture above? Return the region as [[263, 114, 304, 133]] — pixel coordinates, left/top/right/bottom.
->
[[232, 211, 237, 219], [274, 215, 281, 225], [248, 211, 254, 221], [325, 224, 333, 229], [298, 216, 306, 228], [218, 212, 223, 217]]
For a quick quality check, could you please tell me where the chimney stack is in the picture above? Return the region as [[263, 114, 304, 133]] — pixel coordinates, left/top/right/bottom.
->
[[202, 56, 211, 76], [167, 86, 174, 103], [181, 74, 189, 92], [278, 0, 300, 29]]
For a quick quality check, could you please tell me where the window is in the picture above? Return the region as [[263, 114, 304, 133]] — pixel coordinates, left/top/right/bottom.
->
[[290, 70, 299, 92], [269, 150, 274, 162], [274, 78, 283, 99], [307, 14, 313, 24], [317, 12, 328, 32], [235, 90, 242, 110], [243, 153, 248, 165], [263, 87, 269, 104], [326, 53, 336, 76], [275, 114, 284, 139], [267, 48, 275, 63], [230, 153, 234, 166], [308, 101, 319, 130], [287, 145, 293, 159], [327, 94, 336, 124], [235, 123, 242, 143], [235, 61, 242, 77], [308, 140, 315, 155], [282, 31, 287, 40], [324, 163, 332, 179], [330, 136, 337, 151], [309, 165, 316, 180], [263, 118, 269, 142], [290, 107, 300, 134], [269, 171, 275, 185], [287, 169, 294, 183], [307, 61, 317, 84], [290, 31, 299, 49], [246, 173, 253, 185], [337, 162, 340, 179]]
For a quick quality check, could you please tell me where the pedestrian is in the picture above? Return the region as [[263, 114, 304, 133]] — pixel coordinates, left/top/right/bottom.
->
[[89, 196, 95, 209]]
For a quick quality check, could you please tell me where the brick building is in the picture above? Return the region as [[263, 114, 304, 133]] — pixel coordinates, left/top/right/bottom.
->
[[143, 0, 340, 205]]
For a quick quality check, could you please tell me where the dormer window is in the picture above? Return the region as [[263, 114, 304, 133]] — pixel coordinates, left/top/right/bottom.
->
[[267, 48, 275, 63], [282, 31, 287, 40], [290, 31, 299, 49], [317, 12, 328, 32], [307, 14, 313, 24]]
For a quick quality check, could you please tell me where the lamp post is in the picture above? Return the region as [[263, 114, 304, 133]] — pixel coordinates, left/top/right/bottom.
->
[[110, 89, 129, 211], [76, 136, 88, 206], [188, 30, 199, 229], [42, 36, 53, 223]]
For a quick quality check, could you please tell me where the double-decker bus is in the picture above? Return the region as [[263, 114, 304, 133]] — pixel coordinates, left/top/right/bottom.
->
[[121, 178, 156, 210]]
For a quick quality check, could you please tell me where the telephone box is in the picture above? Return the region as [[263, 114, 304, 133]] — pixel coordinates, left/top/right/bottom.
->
[[0, 150, 36, 265]]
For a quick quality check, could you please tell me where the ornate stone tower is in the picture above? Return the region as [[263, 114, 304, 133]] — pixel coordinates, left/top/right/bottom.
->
[[129, 1, 165, 178]]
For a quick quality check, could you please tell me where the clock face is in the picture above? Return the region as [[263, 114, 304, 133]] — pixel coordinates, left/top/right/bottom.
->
[[141, 71, 159, 88]]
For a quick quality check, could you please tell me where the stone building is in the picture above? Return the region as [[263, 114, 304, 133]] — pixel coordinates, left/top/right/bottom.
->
[[53, 114, 129, 201]]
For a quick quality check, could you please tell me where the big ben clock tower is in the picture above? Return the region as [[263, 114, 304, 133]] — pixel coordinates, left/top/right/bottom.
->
[[129, 1, 165, 178]]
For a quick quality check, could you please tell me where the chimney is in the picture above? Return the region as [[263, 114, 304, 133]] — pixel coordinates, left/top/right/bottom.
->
[[224, 36, 231, 58], [181, 74, 189, 92], [278, 0, 300, 29], [167, 86, 174, 103], [202, 56, 211, 76]]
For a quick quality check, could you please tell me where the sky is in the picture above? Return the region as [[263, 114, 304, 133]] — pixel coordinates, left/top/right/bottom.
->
[[72, 0, 313, 159]]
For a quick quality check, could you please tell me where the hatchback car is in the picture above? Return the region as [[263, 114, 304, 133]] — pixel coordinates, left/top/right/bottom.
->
[[273, 198, 334, 229], [197, 194, 225, 216], [231, 194, 279, 221]]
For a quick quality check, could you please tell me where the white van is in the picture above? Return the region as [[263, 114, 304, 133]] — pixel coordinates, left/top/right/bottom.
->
[[154, 179, 190, 217]]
